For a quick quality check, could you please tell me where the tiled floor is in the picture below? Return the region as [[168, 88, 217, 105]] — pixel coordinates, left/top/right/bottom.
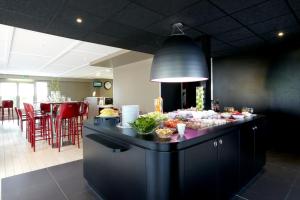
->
[[233, 151, 300, 200], [2, 150, 300, 200], [0, 120, 83, 197], [1, 160, 102, 200]]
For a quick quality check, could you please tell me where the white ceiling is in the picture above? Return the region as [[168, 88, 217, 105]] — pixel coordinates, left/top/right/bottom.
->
[[0, 24, 123, 79]]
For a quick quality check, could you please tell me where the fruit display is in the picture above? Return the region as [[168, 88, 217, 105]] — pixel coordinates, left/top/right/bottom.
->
[[196, 86, 204, 111], [99, 108, 119, 117]]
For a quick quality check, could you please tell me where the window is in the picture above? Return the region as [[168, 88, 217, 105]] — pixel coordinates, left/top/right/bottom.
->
[[19, 83, 34, 109], [36, 82, 48, 103], [0, 82, 18, 105]]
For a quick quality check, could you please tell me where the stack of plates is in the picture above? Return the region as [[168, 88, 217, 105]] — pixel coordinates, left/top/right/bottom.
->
[[121, 105, 139, 128]]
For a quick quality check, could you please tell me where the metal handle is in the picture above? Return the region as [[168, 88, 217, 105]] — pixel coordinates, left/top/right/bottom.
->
[[213, 141, 218, 147], [86, 134, 129, 152], [252, 126, 258, 131], [219, 139, 223, 145]]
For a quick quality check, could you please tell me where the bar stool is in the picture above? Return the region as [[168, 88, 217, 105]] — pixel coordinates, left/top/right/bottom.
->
[[15, 107, 27, 132], [1, 100, 14, 124], [78, 102, 89, 137], [24, 103, 52, 152], [55, 103, 80, 152]]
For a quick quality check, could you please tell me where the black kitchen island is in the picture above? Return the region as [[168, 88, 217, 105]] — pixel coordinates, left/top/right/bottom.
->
[[83, 116, 266, 200]]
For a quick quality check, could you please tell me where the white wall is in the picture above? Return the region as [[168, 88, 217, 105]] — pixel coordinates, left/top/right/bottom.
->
[[113, 58, 160, 113]]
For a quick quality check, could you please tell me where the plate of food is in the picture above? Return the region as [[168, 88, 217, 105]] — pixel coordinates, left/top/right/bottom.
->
[[164, 119, 183, 129], [98, 108, 119, 117], [232, 114, 244, 120], [156, 128, 174, 139], [220, 112, 231, 119]]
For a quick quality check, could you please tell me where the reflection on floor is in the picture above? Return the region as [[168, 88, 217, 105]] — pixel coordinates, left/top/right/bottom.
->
[[0, 120, 83, 196], [233, 151, 300, 200], [2, 150, 300, 200]]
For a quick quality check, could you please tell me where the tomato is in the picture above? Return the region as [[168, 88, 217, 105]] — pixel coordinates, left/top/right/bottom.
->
[[164, 119, 182, 128]]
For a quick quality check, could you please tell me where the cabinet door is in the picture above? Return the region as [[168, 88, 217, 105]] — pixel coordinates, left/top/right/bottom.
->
[[254, 119, 266, 174], [239, 122, 255, 188], [83, 133, 147, 200], [217, 130, 239, 200], [184, 140, 218, 200]]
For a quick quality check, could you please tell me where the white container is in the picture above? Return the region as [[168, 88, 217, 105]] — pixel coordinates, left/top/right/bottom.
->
[[177, 123, 186, 138], [121, 105, 139, 127]]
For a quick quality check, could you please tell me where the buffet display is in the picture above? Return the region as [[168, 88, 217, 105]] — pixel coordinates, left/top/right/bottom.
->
[[121, 107, 254, 139]]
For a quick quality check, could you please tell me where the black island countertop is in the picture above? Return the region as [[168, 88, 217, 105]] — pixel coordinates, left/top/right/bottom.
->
[[83, 115, 263, 152], [83, 114, 266, 200]]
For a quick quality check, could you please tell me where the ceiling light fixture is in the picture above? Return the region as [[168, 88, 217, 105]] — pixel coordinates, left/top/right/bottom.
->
[[150, 23, 208, 83], [277, 31, 284, 37], [76, 17, 83, 24]]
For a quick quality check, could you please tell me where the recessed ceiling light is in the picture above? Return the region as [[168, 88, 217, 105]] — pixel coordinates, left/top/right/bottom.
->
[[277, 31, 284, 37], [96, 72, 101, 76], [76, 17, 83, 24], [105, 69, 111, 72]]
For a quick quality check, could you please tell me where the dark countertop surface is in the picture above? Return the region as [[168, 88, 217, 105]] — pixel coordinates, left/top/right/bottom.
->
[[84, 115, 264, 152]]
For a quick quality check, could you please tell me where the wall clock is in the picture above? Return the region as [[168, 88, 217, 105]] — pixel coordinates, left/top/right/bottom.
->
[[104, 81, 112, 90]]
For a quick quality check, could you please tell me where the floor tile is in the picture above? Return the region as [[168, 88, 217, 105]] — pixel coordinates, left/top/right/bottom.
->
[[47, 160, 83, 181], [286, 185, 300, 200], [68, 189, 103, 200], [1, 169, 66, 200]]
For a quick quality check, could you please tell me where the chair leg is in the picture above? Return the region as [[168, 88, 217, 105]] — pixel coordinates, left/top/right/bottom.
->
[[2, 108, 4, 124]]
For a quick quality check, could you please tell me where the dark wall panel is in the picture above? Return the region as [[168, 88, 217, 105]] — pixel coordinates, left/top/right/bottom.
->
[[161, 83, 182, 112], [213, 47, 300, 152], [213, 55, 270, 113]]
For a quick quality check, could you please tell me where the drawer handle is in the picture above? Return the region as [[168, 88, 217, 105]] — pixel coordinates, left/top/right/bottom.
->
[[219, 139, 223, 145], [213, 141, 218, 147], [86, 134, 129, 152]]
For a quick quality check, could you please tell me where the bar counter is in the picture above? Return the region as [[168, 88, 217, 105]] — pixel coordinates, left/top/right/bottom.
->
[[83, 115, 266, 200]]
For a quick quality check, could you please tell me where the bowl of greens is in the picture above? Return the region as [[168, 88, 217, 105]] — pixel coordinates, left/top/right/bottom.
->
[[130, 116, 160, 135]]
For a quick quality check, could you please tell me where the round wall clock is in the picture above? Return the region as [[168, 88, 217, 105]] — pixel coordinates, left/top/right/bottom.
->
[[104, 81, 112, 90]]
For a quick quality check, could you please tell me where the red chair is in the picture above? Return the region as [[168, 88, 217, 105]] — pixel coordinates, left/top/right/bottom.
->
[[2, 100, 14, 124], [23, 103, 52, 152], [15, 107, 26, 132], [55, 103, 81, 152], [78, 102, 89, 137], [40, 103, 51, 114]]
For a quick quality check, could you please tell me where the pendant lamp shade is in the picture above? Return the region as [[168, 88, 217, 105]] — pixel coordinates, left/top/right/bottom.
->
[[150, 35, 208, 82]]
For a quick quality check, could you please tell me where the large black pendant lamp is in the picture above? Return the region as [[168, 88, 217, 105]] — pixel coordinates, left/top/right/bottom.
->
[[151, 23, 208, 82]]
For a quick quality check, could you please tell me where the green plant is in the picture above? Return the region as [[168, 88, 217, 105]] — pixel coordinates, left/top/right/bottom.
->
[[49, 80, 60, 91]]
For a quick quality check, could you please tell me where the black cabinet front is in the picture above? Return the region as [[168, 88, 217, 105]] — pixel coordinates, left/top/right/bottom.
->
[[239, 121, 255, 187], [184, 129, 239, 200], [239, 118, 266, 188], [254, 119, 266, 174], [83, 131, 147, 200], [184, 139, 218, 199], [217, 130, 239, 200]]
